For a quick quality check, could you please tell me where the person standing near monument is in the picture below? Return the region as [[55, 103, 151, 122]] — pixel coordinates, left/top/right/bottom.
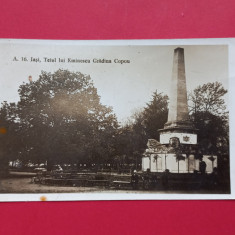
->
[[199, 160, 207, 175], [131, 170, 139, 190]]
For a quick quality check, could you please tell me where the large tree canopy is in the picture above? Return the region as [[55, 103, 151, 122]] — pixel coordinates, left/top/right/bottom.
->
[[1, 69, 119, 169]]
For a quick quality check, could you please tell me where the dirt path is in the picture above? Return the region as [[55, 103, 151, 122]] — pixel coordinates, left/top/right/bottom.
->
[[0, 177, 224, 195], [0, 177, 108, 193]]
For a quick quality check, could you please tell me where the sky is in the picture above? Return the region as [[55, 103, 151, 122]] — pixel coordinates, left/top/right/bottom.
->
[[0, 41, 228, 123]]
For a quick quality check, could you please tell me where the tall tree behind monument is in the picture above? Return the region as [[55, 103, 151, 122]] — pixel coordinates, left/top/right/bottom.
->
[[188, 82, 229, 154]]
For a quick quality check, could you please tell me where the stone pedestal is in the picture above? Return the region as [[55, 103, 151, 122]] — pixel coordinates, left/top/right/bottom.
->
[[142, 153, 217, 173]]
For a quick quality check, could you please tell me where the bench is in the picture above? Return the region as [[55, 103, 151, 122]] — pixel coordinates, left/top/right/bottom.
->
[[112, 180, 132, 189]]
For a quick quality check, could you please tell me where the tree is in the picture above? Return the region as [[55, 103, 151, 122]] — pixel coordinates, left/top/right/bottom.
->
[[188, 82, 229, 154], [142, 91, 168, 140], [188, 82, 227, 115], [115, 91, 168, 168], [0, 102, 23, 175], [3, 69, 119, 170]]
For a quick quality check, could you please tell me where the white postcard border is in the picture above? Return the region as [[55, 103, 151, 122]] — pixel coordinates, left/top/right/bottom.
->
[[0, 38, 234, 201]]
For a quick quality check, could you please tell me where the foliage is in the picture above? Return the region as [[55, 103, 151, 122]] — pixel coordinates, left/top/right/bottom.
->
[[115, 91, 168, 167], [188, 82, 229, 154], [1, 72, 229, 172], [0, 102, 22, 173], [142, 91, 168, 140], [191, 111, 229, 154], [0, 69, 119, 169], [188, 82, 227, 115]]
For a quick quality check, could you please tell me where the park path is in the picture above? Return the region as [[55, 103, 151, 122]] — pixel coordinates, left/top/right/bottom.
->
[[0, 177, 106, 193]]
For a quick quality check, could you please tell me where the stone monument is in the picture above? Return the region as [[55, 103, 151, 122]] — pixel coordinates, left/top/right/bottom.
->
[[142, 48, 217, 173]]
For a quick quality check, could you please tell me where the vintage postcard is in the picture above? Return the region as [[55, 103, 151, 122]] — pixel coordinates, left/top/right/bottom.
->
[[0, 38, 234, 201]]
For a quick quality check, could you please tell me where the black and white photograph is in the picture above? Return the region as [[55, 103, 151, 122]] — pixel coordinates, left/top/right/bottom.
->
[[0, 39, 233, 201]]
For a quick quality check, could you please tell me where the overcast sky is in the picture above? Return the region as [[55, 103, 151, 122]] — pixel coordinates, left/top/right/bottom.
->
[[0, 41, 228, 123]]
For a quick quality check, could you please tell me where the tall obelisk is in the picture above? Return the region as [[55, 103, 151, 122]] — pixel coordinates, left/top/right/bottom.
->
[[159, 47, 197, 145], [167, 47, 189, 124]]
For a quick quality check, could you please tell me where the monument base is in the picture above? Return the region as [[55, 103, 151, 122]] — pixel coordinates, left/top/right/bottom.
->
[[142, 153, 217, 173]]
